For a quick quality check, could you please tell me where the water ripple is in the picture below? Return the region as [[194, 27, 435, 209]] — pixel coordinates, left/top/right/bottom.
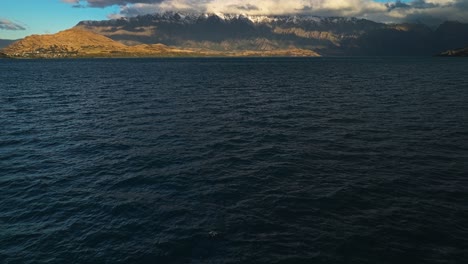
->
[[1, 58, 467, 264]]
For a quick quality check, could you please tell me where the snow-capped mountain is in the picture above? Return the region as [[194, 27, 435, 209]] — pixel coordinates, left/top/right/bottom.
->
[[75, 12, 468, 56]]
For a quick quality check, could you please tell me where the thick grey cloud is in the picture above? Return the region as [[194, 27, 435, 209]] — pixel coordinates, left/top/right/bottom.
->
[[0, 18, 26, 30], [386, 0, 442, 11], [63, 0, 468, 24], [386, 1, 411, 11], [382, 0, 468, 24]]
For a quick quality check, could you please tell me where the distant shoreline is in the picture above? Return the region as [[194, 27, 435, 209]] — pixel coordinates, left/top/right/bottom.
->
[[0, 50, 322, 60], [2, 54, 465, 59]]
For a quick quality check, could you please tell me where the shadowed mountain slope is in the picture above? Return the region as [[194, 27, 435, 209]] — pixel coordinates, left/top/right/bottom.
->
[[75, 13, 468, 56], [0, 39, 18, 49]]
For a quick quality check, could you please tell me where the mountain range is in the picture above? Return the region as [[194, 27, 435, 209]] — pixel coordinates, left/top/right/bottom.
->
[[2, 12, 468, 58], [75, 12, 468, 56]]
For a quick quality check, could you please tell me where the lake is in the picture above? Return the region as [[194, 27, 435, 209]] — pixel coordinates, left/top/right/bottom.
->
[[1, 57, 467, 263]]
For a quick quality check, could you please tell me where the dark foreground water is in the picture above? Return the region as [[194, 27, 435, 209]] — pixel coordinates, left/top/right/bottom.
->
[[1, 57, 467, 264]]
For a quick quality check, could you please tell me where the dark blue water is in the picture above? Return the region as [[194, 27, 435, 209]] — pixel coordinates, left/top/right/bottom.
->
[[1, 57, 467, 264]]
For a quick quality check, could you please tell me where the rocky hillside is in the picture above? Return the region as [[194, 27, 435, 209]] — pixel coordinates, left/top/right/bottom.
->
[[3, 28, 127, 57], [75, 13, 468, 56], [2, 28, 319, 58]]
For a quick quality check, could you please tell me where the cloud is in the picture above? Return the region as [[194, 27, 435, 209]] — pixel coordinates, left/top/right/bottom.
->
[[381, 0, 468, 24], [63, 0, 165, 8], [228, 4, 259, 11], [63, 0, 468, 24], [0, 18, 26, 30]]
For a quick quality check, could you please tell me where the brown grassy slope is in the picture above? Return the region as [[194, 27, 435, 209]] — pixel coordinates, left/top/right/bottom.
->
[[2, 28, 320, 58], [3, 28, 127, 55], [2, 28, 193, 57]]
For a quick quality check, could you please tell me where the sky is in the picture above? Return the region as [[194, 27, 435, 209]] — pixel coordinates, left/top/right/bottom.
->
[[1, 0, 467, 39]]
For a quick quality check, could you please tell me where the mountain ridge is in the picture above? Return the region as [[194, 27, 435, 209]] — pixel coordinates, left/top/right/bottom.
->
[[75, 12, 468, 56], [3, 13, 468, 58]]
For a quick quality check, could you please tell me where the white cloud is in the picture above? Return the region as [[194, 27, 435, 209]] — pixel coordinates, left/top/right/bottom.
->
[[0, 18, 26, 30], [63, 0, 468, 24]]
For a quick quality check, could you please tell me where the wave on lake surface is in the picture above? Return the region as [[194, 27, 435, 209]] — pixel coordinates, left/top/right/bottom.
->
[[1, 58, 467, 263]]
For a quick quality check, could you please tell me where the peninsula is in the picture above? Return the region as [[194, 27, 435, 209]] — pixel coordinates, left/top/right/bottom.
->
[[0, 28, 319, 58], [439, 47, 468, 57]]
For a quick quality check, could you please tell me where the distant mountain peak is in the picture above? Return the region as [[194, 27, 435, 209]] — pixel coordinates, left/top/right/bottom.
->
[[72, 13, 468, 56], [77, 12, 371, 27]]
